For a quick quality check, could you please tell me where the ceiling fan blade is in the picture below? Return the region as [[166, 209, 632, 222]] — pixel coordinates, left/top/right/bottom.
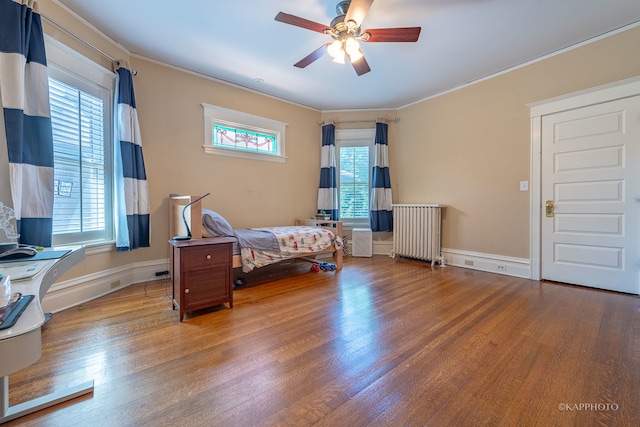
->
[[275, 12, 331, 34], [363, 27, 422, 43], [351, 56, 371, 76], [345, 0, 374, 28], [294, 44, 328, 68]]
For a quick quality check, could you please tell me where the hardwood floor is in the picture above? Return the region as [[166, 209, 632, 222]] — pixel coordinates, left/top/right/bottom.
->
[[4, 256, 639, 426]]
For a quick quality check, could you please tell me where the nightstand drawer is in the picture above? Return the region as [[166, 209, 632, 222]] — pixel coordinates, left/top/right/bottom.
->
[[182, 245, 230, 270]]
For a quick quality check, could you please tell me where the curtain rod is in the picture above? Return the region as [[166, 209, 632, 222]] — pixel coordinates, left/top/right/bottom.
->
[[40, 13, 138, 75], [318, 118, 399, 126]]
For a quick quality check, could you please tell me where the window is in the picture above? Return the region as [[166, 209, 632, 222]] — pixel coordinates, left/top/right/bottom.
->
[[46, 37, 115, 245], [336, 129, 375, 226], [339, 146, 370, 218], [213, 124, 277, 156], [202, 103, 287, 163]]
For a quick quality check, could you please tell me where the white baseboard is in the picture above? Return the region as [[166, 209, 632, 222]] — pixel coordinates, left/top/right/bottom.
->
[[373, 240, 393, 256], [441, 248, 531, 278], [370, 241, 531, 279], [41, 258, 170, 313]]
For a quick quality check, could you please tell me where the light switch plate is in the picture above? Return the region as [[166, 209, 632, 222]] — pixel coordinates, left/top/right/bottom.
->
[[519, 181, 528, 191]]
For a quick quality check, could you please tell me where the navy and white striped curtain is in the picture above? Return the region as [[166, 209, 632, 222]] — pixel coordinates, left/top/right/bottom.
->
[[317, 123, 338, 220], [114, 64, 150, 251], [0, 0, 53, 247], [370, 122, 393, 232]]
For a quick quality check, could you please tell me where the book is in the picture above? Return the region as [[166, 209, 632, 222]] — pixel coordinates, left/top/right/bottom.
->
[[0, 294, 34, 330]]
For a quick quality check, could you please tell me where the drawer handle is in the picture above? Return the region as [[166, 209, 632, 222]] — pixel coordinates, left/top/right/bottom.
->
[[206, 254, 211, 260], [185, 288, 190, 294]]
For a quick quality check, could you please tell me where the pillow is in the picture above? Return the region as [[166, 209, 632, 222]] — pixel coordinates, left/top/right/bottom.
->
[[202, 208, 234, 237]]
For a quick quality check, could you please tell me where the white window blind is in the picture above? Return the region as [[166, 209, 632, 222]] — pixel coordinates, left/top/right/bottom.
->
[[335, 128, 375, 226], [49, 77, 108, 243], [339, 145, 370, 219], [45, 36, 115, 246]]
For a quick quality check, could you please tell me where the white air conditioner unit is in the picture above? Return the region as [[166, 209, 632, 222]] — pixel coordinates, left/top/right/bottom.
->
[[351, 228, 372, 257]]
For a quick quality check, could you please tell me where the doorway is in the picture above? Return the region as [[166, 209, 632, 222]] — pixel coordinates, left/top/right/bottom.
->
[[529, 77, 640, 294]]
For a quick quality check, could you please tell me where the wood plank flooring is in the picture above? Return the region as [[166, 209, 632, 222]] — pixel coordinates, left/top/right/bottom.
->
[[4, 256, 639, 426]]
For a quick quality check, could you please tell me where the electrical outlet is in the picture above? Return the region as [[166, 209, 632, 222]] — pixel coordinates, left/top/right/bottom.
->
[[110, 280, 121, 289], [464, 260, 474, 266], [497, 264, 506, 271]]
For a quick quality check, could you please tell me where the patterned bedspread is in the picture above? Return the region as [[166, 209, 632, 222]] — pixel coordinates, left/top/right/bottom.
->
[[240, 226, 342, 273]]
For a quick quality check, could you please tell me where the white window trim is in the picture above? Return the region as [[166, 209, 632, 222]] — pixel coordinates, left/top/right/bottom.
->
[[202, 103, 287, 163], [336, 128, 375, 228], [45, 35, 116, 247], [45, 35, 115, 92]]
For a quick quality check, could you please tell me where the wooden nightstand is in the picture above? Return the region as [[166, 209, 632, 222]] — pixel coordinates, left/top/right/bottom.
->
[[169, 237, 235, 321]]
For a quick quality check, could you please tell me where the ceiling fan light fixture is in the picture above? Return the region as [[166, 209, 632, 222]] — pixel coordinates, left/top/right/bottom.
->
[[332, 49, 346, 64], [327, 40, 344, 60], [344, 37, 363, 63], [347, 48, 363, 63], [344, 37, 360, 54]]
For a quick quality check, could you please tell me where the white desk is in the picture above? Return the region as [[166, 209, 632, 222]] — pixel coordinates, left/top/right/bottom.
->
[[0, 247, 93, 423]]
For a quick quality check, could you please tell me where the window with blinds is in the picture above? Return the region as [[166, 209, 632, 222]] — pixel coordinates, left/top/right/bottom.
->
[[335, 128, 375, 226], [49, 75, 112, 245], [45, 37, 115, 246], [339, 145, 370, 219]]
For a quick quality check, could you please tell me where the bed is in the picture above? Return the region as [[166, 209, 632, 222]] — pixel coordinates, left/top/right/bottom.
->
[[169, 196, 342, 274]]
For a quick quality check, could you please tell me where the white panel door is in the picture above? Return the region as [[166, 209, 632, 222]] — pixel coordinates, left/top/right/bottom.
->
[[541, 96, 640, 294]]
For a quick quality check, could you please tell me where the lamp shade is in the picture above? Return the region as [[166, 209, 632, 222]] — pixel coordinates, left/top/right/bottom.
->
[[327, 40, 343, 58]]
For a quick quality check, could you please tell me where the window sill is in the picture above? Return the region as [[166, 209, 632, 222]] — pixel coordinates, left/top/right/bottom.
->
[[82, 240, 116, 256], [341, 220, 371, 231], [203, 145, 286, 163]]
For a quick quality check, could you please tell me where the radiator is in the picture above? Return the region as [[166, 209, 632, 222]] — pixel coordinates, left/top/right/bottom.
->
[[392, 204, 445, 266]]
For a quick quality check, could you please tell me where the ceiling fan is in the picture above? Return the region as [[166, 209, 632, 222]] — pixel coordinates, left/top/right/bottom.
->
[[275, 0, 421, 76]]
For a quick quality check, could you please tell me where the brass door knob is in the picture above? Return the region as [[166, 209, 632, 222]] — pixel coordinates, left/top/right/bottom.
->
[[545, 200, 554, 217]]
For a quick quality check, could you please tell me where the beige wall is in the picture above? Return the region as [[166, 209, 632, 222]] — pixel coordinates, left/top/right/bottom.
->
[[396, 26, 640, 259], [7, 2, 640, 284], [133, 58, 322, 263]]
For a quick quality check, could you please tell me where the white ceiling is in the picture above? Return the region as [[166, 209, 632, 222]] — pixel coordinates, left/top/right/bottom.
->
[[56, 0, 640, 111]]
